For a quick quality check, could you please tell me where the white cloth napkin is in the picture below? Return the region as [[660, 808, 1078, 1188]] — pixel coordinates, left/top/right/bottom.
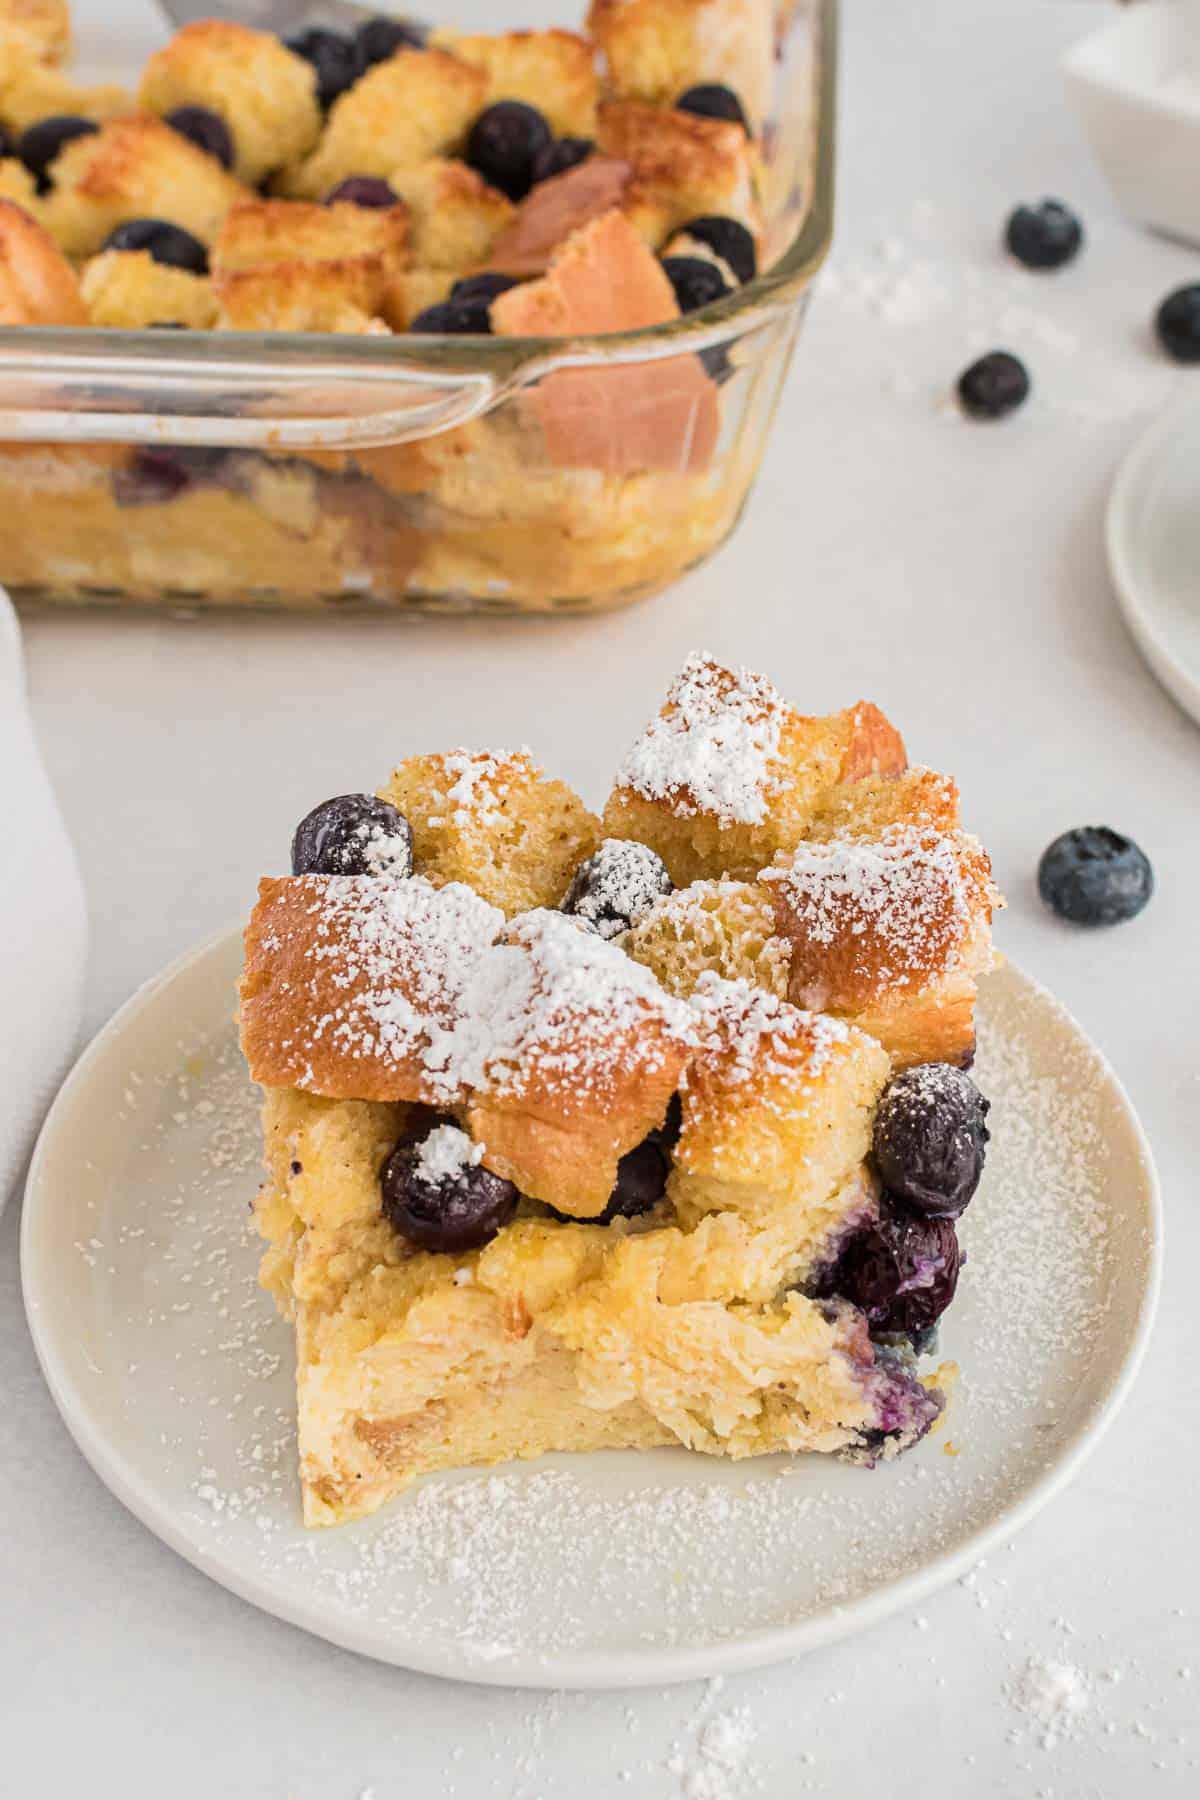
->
[[0, 588, 88, 1212]]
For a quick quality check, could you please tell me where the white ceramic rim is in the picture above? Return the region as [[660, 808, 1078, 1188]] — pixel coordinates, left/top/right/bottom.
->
[[20, 925, 1164, 1690], [1107, 392, 1200, 730]]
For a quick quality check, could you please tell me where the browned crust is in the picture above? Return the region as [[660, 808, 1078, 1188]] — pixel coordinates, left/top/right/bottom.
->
[[0, 196, 84, 323]]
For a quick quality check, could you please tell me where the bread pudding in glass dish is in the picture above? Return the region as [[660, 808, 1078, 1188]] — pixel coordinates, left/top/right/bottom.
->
[[238, 655, 1002, 1525], [0, 0, 834, 612]]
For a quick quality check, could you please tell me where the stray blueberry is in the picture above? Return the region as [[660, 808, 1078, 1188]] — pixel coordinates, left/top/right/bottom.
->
[[449, 271, 520, 305], [530, 135, 594, 185], [1005, 198, 1083, 271], [291, 794, 414, 877], [1037, 827, 1153, 926], [16, 115, 99, 192], [676, 83, 748, 131], [355, 15, 425, 73], [661, 254, 732, 314], [102, 217, 209, 275], [409, 299, 491, 334], [561, 839, 673, 939], [1155, 284, 1200, 364], [828, 1198, 962, 1341], [285, 27, 359, 110], [957, 350, 1030, 419], [678, 214, 756, 284], [164, 105, 234, 171], [872, 1065, 990, 1219], [325, 175, 399, 209], [466, 101, 552, 201], [381, 1125, 518, 1253]]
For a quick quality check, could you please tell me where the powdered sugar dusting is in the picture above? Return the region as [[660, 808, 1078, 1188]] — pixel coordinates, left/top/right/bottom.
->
[[617, 653, 785, 825], [414, 1124, 483, 1185], [433, 747, 534, 832], [688, 972, 849, 1087], [1008, 1656, 1092, 1750]]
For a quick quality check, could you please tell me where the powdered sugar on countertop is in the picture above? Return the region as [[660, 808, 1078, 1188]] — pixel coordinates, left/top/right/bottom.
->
[[616, 653, 785, 825]]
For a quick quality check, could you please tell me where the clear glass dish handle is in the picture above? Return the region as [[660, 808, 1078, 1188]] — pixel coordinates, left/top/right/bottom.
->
[[0, 332, 498, 450]]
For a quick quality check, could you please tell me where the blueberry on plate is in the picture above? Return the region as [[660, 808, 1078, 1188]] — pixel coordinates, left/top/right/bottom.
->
[[872, 1064, 990, 1219], [285, 27, 359, 110], [465, 100, 552, 201], [102, 217, 210, 275], [957, 350, 1030, 419], [1005, 198, 1083, 271], [678, 214, 757, 285], [660, 254, 732, 315], [381, 1124, 518, 1252], [676, 83, 748, 131], [163, 105, 234, 171], [409, 299, 492, 334], [16, 114, 99, 192], [1155, 284, 1200, 364], [449, 271, 519, 305], [291, 793, 414, 877], [832, 1199, 962, 1340], [1037, 826, 1153, 926], [355, 14, 425, 73], [530, 135, 594, 185], [325, 175, 399, 209], [560, 839, 673, 939]]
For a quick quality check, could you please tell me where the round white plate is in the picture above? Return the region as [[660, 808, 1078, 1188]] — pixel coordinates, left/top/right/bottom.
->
[[22, 929, 1160, 1690], [1108, 393, 1200, 729]]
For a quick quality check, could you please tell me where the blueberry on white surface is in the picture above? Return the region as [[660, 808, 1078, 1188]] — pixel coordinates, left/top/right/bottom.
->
[[957, 350, 1030, 419], [1155, 285, 1200, 364], [1005, 198, 1083, 271], [1037, 827, 1153, 926]]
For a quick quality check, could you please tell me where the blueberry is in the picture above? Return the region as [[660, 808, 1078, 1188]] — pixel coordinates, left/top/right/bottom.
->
[[285, 27, 359, 110], [466, 101, 552, 202], [164, 105, 234, 171], [872, 1065, 990, 1219], [291, 794, 414, 877], [0, 121, 12, 160], [530, 135, 594, 185], [660, 254, 732, 315], [652, 1092, 683, 1150], [832, 1198, 962, 1339], [1155, 284, 1200, 363], [1037, 826, 1153, 926], [325, 175, 399, 209], [1005, 198, 1083, 271], [677, 215, 756, 284], [113, 447, 192, 506], [409, 299, 491, 334], [16, 115, 99, 192], [102, 217, 209, 274], [448, 271, 520, 305], [381, 1126, 518, 1252], [355, 15, 425, 73], [676, 84, 748, 131], [957, 350, 1029, 419], [561, 839, 673, 939]]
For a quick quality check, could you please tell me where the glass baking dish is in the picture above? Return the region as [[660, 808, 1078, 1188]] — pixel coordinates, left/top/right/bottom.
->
[[0, 0, 836, 614]]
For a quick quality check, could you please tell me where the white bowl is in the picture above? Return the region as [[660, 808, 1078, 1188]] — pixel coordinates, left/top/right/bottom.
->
[[1065, 1, 1200, 247]]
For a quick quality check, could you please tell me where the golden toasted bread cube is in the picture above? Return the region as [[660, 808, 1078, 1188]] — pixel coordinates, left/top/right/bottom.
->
[[43, 114, 245, 256], [0, 194, 83, 321], [596, 98, 760, 244], [808, 764, 961, 842], [139, 21, 321, 187], [211, 196, 407, 332], [1, 0, 69, 63], [588, 0, 772, 130], [0, 27, 130, 133], [81, 247, 216, 328], [433, 28, 599, 137], [620, 878, 788, 1000], [378, 748, 600, 916], [394, 157, 513, 270], [603, 656, 908, 885], [669, 979, 890, 1291], [280, 48, 487, 200]]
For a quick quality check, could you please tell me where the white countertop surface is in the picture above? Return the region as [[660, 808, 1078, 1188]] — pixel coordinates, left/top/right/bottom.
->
[[5, 1, 1199, 1794]]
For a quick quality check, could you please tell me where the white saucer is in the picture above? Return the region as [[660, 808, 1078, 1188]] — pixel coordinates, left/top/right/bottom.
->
[[1108, 394, 1200, 729], [21, 929, 1160, 1689]]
